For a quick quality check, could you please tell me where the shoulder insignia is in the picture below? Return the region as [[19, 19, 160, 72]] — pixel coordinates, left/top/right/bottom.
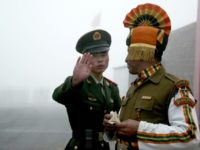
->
[[104, 77, 117, 86], [175, 80, 190, 89], [174, 80, 196, 107], [174, 97, 196, 107]]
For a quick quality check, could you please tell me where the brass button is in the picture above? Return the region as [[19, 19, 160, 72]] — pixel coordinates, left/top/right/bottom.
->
[[101, 142, 104, 147], [90, 106, 93, 110], [110, 98, 114, 103], [74, 145, 78, 150]]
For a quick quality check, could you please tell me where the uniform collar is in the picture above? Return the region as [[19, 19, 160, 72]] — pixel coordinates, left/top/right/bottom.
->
[[134, 63, 163, 87], [148, 66, 166, 84], [90, 74, 104, 85], [138, 63, 161, 79]]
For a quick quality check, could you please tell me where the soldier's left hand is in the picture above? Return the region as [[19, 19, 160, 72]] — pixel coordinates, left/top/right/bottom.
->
[[115, 119, 140, 136], [103, 114, 117, 131]]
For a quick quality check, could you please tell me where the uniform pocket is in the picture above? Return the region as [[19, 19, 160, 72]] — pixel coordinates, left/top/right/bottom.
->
[[84, 95, 102, 112], [134, 95, 155, 111]]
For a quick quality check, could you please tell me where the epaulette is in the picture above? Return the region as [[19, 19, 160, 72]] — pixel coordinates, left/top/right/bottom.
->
[[104, 77, 118, 86], [165, 73, 180, 83], [174, 80, 196, 107]]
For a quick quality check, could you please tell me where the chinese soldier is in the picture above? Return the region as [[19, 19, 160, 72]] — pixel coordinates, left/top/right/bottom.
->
[[52, 29, 121, 150]]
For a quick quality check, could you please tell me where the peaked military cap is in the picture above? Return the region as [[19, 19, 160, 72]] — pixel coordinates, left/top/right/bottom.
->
[[76, 29, 111, 54]]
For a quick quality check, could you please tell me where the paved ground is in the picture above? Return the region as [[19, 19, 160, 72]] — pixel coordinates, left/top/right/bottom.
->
[[0, 105, 70, 150], [0, 105, 115, 150]]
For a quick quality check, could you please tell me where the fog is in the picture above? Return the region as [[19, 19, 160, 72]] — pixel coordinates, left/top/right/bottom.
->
[[0, 0, 198, 108], [0, 0, 198, 149]]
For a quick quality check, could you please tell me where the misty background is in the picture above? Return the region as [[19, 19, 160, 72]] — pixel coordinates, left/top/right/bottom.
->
[[0, 0, 198, 149], [0, 0, 198, 98]]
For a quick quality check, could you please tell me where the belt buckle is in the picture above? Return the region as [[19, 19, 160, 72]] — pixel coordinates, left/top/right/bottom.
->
[[116, 142, 128, 150]]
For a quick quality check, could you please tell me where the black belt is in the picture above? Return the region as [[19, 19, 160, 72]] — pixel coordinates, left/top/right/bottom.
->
[[72, 129, 104, 141]]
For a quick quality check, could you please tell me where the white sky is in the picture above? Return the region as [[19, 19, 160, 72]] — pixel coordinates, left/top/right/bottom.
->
[[0, 0, 198, 89]]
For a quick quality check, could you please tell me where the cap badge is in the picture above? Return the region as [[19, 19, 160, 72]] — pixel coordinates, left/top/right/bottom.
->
[[93, 32, 101, 40]]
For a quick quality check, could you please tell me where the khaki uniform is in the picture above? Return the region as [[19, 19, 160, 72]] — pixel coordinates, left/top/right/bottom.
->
[[120, 67, 178, 124], [53, 76, 121, 150], [120, 3, 200, 150], [117, 67, 200, 150]]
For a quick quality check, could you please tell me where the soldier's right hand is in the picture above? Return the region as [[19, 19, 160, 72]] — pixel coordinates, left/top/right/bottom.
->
[[72, 53, 93, 87]]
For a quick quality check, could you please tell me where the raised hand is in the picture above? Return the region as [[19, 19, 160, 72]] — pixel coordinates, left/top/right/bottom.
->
[[72, 53, 93, 87]]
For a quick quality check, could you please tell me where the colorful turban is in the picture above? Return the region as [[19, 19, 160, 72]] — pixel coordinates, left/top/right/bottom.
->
[[123, 3, 171, 62]]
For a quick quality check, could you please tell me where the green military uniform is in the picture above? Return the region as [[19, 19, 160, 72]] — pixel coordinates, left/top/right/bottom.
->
[[52, 29, 121, 150], [53, 76, 121, 150]]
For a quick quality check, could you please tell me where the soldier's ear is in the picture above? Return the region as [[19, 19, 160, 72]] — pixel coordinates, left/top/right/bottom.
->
[[126, 32, 131, 46]]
